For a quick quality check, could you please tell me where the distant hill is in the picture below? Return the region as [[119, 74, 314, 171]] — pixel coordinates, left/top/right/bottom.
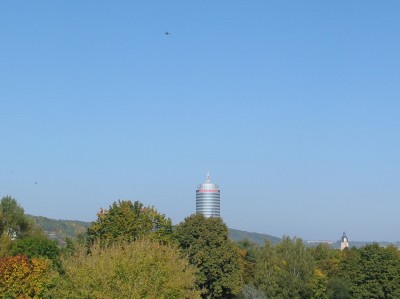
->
[[28, 215, 90, 245], [29, 215, 281, 246], [229, 228, 281, 245]]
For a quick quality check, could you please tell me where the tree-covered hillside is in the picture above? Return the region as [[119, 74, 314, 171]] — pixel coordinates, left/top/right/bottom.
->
[[27, 215, 90, 245], [28, 215, 280, 245], [229, 228, 281, 245]]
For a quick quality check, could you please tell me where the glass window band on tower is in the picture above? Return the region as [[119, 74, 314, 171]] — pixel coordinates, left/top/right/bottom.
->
[[196, 172, 220, 218]]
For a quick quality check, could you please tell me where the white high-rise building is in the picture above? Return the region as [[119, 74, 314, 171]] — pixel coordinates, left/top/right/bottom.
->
[[196, 172, 220, 218]]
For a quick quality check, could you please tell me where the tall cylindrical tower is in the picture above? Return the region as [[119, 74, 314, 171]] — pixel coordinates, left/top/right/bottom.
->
[[196, 172, 220, 218]]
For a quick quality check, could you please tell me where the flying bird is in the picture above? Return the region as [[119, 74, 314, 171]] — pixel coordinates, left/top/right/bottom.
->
[[165, 31, 171, 35]]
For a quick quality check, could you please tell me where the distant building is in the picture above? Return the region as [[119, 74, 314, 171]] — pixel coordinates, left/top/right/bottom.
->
[[341, 232, 349, 250], [196, 172, 220, 218]]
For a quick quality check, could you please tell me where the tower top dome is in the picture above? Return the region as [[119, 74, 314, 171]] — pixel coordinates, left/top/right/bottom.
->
[[198, 171, 219, 190]]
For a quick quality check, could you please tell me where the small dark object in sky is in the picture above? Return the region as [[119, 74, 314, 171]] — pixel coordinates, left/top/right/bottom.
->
[[165, 31, 171, 35], [34, 182, 37, 185]]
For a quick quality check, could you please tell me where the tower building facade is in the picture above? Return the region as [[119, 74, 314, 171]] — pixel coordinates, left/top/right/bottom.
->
[[196, 172, 220, 218], [340, 232, 349, 250]]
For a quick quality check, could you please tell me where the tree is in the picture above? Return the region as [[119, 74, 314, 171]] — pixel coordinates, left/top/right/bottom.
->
[[310, 243, 341, 277], [0, 196, 32, 240], [86, 200, 173, 245], [309, 243, 342, 299], [254, 241, 278, 297], [0, 254, 57, 298], [0, 234, 13, 257], [327, 277, 351, 299], [255, 237, 315, 298], [339, 244, 400, 299], [275, 237, 314, 298], [175, 214, 243, 299], [51, 240, 200, 299], [237, 284, 267, 299], [310, 268, 329, 299], [338, 247, 363, 298], [236, 239, 259, 285], [10, 235, 61, 271]]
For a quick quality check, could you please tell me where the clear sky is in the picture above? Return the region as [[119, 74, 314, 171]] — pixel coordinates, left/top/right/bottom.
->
[[1, 1, 399, 242]]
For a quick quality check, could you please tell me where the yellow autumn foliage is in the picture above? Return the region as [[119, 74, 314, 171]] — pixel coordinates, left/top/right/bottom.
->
[[0, 255, 57, 299], [51, 239, 201, 299]]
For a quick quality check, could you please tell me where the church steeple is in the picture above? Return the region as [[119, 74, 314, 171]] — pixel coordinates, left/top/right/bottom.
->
[[340, 232, 349, 250]]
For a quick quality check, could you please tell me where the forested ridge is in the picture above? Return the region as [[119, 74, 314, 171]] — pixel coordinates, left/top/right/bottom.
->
[[2, 195, 400, 299], [27, 215, 281, 246]]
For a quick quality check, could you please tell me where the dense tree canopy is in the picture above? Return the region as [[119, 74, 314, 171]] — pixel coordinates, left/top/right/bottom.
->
[[175, 214, 243, 299], [10, 235, 61, 270], [51, 240, 200, 299], [339, 244, 400, 299], [0, 196, 32, 240], [254, 237, 315, 298], [0, 254, 57, 298], [236, 239, 258, 285], [0, 196, 36, 257], [86, 200, 173, 245], [310, 243, 341, 278]]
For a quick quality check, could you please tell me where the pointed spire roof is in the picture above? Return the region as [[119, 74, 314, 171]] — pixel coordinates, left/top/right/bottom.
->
[[341, 232, 348, 242]]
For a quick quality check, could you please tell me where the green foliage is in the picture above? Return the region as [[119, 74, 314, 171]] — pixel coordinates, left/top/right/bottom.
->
[[0, 234, 13, 257], [309, 243, 342, 298], [276, 237, 314, 297], [327, 277, 351, 299], [255, 237, 315, 298], [51, 240, 200, 299], [0, 196, 32, 240], [175, 214, 243, 299], [10, 235, 61, 271], [339, 244, 400, 299], [0, 196, 38, 258], [236, 239, 258, 284], [237, 284, 267, 299], [254, 241, 277, 296], [86, 200, 173, 245], [310, 269, 329, 299], [309, 243, 341, 277]]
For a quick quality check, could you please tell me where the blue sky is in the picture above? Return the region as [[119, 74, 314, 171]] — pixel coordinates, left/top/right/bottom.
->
[[1, 1, 399, 241]]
